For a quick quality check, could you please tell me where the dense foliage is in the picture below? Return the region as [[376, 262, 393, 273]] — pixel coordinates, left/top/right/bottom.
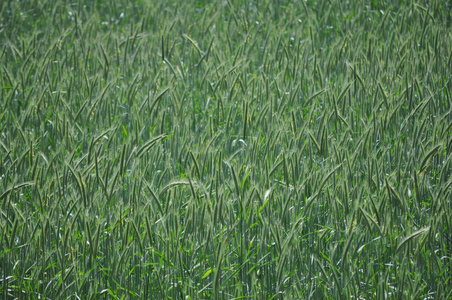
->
[[1, 0, 451, 298]]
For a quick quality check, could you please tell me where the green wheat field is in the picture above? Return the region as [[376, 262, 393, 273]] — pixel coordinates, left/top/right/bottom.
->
[[1, 0, 451, 299]]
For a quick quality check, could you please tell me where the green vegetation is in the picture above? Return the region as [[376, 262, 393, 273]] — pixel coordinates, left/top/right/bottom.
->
[[1, 0, 451, 298]]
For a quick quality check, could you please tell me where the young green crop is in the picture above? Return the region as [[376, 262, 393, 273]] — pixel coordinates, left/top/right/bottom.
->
[[1, 0, 451, 299]]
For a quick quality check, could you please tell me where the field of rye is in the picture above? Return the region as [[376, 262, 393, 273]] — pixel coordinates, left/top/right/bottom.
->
[[1, 0, 451, 299]]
